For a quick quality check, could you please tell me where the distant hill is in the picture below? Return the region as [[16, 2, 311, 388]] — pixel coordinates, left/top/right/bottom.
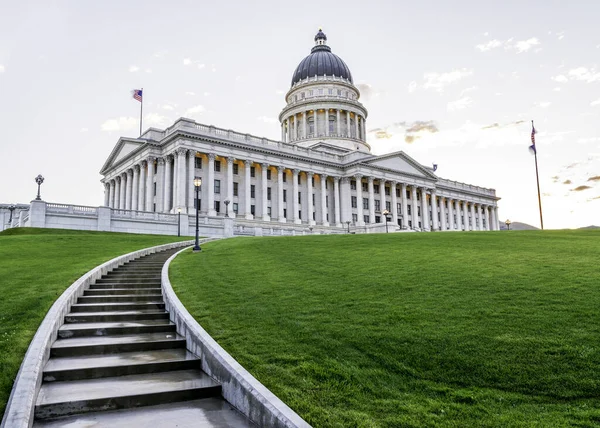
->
[[499, 221, 539, 231], [578, 225, 600, 229]]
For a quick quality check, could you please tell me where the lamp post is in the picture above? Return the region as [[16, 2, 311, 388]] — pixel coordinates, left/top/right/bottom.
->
[[177, 208, 181, 237], [8, 205, 16, 224], [193, 177, 202, 252], [224, 199, 230, 217], [34, 174, 44, 200], [346, 220, 351, 234], [505, 219, 512, 231], [382, 209, 390, 233]]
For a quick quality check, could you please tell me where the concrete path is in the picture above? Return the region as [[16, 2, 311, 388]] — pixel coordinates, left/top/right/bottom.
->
[[33, 248, 254, 427]]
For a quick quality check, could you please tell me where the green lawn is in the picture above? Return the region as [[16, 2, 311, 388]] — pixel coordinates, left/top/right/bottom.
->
[[0, 228, 188, 417], [170, 230, 600, 427]]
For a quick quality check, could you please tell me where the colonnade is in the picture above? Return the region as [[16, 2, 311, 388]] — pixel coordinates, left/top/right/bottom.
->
[[280, 108, 366, 143]]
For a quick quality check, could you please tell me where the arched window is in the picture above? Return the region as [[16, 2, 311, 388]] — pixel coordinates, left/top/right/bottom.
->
[[329, 117, 335, 134], [308, 118, 315, 137]]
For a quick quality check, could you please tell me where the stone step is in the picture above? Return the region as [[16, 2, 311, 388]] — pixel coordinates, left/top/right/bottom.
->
[[103, 271, 162, 277], [70, 302, 165, 313], [95, 278, 162, 284], [51, 332, 185, 357], [35, 369, 221, 419], [84, 288, 161, 296], [100, 275, 162, 281], [58, 320, 176, 338], [32, 397, 254, 428], [90, 282, 162, 289], [65, 310, 169, 323], [77, 295, 163, 304], [43, 348, 200, 382]]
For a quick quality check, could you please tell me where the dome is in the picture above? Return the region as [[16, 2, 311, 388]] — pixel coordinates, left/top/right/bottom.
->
[[291, 30, 353, 86]]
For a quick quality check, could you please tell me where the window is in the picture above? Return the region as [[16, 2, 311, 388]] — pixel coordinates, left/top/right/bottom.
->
[[364, 215, 370, 224], [250, 185, 255, 198], [374, 184, 380, 194], [408, 205, 412, 215], [299, 210, 302, 220], [329, 118, 335, 134], [153, 182, 157, 196], [233, 203, 238, 214], [267, 207, 272, 216], [233, 182, 238, 197], [283, 173, 287, 182], [233, 163, 239, 175], [406, 190, 411, 199], [298, 174, 302, 184], [301, 92, 305, 99], [397, 203, 402, 215], [375, 216, 381, 223], [375, 200, 381, 212], [362, 182, 368, 192], [283, 189, 287, 202], [250, 166, 256, 178], [294, 95, 297, 102], [309, 90, 313, 96], [308, 118, 314, 135], [313, 212, 316, 220], [311, 176, 315, 187], [251, 205, 255, 215], [351, 196, 357, 208], [195, 157, 202, 169], [326, 196, 329, 207], [417, 192, 421, 201], [284, 208, 287, 218], [318, 88, 323, 95], [328, 88, 333, 95], [267, 169, 272, 180], [351, 180, 357, 190], [396, 188, 401, 197], [409, 220, 412, 227], [345, 91, 348, 98], [214, 179, 221, 194], [214, 201, 220, 213], [298, 192, 301, 203], [338, 89, 342, 96], [385, 187, 390, 196], [363, 198, 369, 209], [386, 201, 391, 211], [418, 206, 421, 216], [352, 213, 358, 223], [325, 180, 328, 189], [312, 194, 315, 204], [215, 160, 221, 172], [267, 187, 272, 201]]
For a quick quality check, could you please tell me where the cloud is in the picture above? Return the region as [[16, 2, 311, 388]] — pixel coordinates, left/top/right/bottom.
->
[[572, 185, 592, 192], [184, 91, 195, 96], [185, 105, 206, 117], [563, 180, 572, 185], [198, 63, 206, 70], [153, 50, 168, 59], [481, 120, 525, 130], [275, 90, 285, 95], [128, 65, 140, 72], [568, 67, 600, 83], [557, 31, 565, 40], [587, 176, 600, 182], [203, 92, 210, 97], [162, 104, 175, 111], [145, 113, 170, 128], [101, 116, 138, 132], [515, 37, 540, 53], [0, 64, 4, 73], [356, 83, 374, 100], [536, 101, 551, 108], [551, 176, 559, 183], [369, 120, 439, 144], [553, 87, 561, 92], [256, 116, 278, 124], [407, 81, 417, 93], [447, 96, 473, 112], [183, 58, 192, 65], [80, 127, 88, 133], [476, 39, 503, 52], [591, 99, 600, 107], [552, 75, 568, 83], [422, 68, 473, 92]]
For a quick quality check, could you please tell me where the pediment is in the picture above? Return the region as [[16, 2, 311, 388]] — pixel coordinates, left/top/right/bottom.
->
[[361, 151, 437, 179], [99, 138, 145, 174]]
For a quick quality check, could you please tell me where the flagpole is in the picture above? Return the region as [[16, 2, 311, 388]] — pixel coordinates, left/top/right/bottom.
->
[[532, 120, 544, 230], [139, 87, 143, 137]]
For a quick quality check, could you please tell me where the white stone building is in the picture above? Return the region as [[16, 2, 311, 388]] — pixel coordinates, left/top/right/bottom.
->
[[100, 30, 500, 233]]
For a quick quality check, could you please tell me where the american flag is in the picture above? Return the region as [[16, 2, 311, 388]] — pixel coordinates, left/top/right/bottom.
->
[[529, 122, 537, 155], [132, 89, 143, 102]]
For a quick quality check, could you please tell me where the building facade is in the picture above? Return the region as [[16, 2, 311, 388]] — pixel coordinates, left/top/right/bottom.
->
[[100, 30, 500, 233]]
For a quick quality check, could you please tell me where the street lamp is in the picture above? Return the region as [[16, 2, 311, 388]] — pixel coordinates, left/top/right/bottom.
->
[[224, 199, 230, 217], [193, 177, 202, 252], [34, 174, 44, 200], [382, 209, 390, 233], [177, 208, 181, 237], [346, 220, 351, 234], [505, 219, 512, 231], [8, 205, 16, 224]]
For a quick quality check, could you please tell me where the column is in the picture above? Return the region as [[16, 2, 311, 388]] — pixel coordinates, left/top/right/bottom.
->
[[431, 190, 439, 231], [292, 115, 297, 141], [307, 172, 314, 225], [108, 180, 115, 208], [156, 158, 165, 213], [287, 118, 292, 142], [455, 200, 461, 230], [440, 197, 447, 231], [261, 163, 269, 221], [131, 165, 139, 211], [334, 176, 341, 226], [293, 169, 300, 224], [104, 183, 110, 207], [340, 177, 351, 224], [470, 203, 476, 231], [475, 204, 482, 231], [277, 166, 285, 222], [368, 177, 375, 223], [448, 198, 455, 230], [187, 151, 195, 214], [125, 169, 133, 210], [281, 122, 286, 142], [462, 201, 469, 231], [207, 153, 216, 216], [325, 110, 329, 136], [492, 206, 499, 231], [119, 174, 126, 209], [411, 186, 418, 229], [355, 114, 359, 139], [380, 179, 387, 221], [401, 183, 408, 229], [226, 157, 234, 217], [321, 174, 328, 226], [362, 118, 367, 141], [421, 188, 429, 231], [390, 181, 398, 226], [138, 161, 146, 211], [244, 160, 253, 219], [484, 206, 490, 231], [346, 111, 350, 137], [145, 157, 155, 212], [303, 112, 307, 139], [163, 156, 172, 213], [336, 110, 341, 135], [355, 174, 364, 226], [314, 111, 319, 136]]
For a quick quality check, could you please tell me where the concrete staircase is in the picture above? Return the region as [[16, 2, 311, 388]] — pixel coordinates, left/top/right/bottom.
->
[[33, 248, 254, 427]]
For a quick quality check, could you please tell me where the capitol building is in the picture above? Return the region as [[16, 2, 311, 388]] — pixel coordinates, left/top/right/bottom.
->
[[99, 30, 500, 234]]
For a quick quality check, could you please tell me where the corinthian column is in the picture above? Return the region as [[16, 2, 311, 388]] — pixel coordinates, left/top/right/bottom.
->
[[244, 160, 252, 219], [207, 153, 216, 216], [355, 174, 364, 226], [334, 176, 341, 226], [306, 172, 314, 225], [440, 197, 447, 231], [261, 163, 270, 221], [226, 157, 234, 217], [278, 166, 285, 223], [321, 174, 328, 226], [401, 183, 408, 228], [368, 177, 375, 224], [108, 180, 115, 208], [390, 181, 398, 226], [119, 174, 126, 209], [125, 169, 133, 210], [431, 190, 439, 231], [156, 158, 165, 213], [411, 186, 418, 229], [145, 157, 155, 212], [131, 165, 139, 211], [187, 151, 195, 214], [293, 169, 300, 224], [163, 155, 172, 213], [421, 188, 429, 231], [104, 183, 110, 207], [138, 162, 146, 211]]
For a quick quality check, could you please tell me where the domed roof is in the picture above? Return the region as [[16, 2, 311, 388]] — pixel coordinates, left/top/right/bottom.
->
[[291, 30, 353, 86]]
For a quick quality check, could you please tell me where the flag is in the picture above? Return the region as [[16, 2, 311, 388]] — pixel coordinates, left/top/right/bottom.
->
[[529, 123, 537, 155], [132, 89, 143, 102], [432, 163, 438, 172]]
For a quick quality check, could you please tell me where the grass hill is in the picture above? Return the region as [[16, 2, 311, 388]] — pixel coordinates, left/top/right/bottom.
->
[[0, 228, 188, 418], [170, 230, 600, 427], [499, 220, 539, 230]]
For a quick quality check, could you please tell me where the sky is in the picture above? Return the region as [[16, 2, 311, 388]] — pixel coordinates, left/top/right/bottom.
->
[[0, 0, 598, 229]]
